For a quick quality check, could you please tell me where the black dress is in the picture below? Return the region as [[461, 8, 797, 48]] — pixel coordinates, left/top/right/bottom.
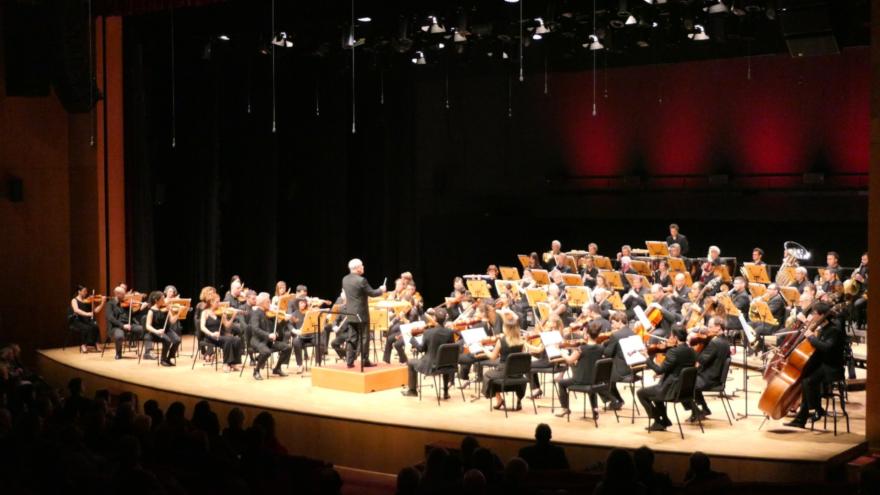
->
[[482, 339, 525, 398], [69, 298, 99, 347], [203, 314, 243, 365]]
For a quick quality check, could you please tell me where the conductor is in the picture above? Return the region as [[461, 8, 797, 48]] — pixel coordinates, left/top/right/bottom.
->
[[342, 258, 386, 370]]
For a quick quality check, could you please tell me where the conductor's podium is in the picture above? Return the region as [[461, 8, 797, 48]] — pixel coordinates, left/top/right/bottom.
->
[[311, 361, 408, 393]]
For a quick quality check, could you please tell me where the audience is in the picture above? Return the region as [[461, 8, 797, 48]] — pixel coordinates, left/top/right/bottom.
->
[[634, 445, 672, 495], [683, 451, 732, 495], [517, 423, 569, 471], [594, 448, 647, 495]]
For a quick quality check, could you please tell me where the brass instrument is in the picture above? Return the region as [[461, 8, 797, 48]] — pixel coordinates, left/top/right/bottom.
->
[[542, 251, 553, 264], [776, 241, 811, 287]]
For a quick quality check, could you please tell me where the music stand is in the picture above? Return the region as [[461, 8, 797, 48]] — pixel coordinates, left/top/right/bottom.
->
[[667, 257, 688, 274], [748, 282, 767, 298], [166, 298, 192, 320], [713, 264, 733, 283], [564, 256, 578, 273], [517, 255, 531, 270], [742, 263, 771, 284], [779, 287, 800, 306], [531, 269, 551, 286], [645, 241, 670, 258], [607, 292, 626, 311], [499, 266, 521, 281], [630, 261, 652, 278], [598, 270, 625, 291], [592, 256, 613, 270], [535, 302, 552, 322], [565, 286, 590, 308], [624, 273, 650, 289], [525, 288, 548, 307], [562, 273, 582, 286], [298, 310, 322, 372], [466, 279, 492, 299], [494, 280, 521, 298]]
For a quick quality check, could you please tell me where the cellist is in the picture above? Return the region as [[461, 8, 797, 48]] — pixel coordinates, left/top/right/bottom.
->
[[783, 302, 845, 428]]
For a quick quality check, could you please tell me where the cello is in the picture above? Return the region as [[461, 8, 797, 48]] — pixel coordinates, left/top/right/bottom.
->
[[757, 300, 847, 420]]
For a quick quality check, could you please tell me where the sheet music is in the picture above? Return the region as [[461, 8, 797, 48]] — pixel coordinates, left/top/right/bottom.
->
[[399, 321, 426, 347], [634, 305, 653, 331], [619, 335, 648, 367], [461, 327, 489, 355], [540, 331, 565, 360]]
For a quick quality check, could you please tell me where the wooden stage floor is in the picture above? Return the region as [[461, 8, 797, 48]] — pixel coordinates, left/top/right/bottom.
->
[[37, 336, 867, 483]]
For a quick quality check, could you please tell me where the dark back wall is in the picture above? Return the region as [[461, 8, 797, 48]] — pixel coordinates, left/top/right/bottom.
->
[[123, 9, 868, 306]]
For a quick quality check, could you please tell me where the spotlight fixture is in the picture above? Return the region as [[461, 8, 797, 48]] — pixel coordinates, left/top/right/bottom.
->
[[534, 18, 549, 35], [411, 51, 426, 64], [583, 34, 604, 50], [454, 31, 467, 43], [689, 24, 709, 40], [706, 1, 729, 14], [272, 31, 293, 48], [437, 42, 445, 49], [217, 34, 230, 41], [357, 16, 372, 23], [625, 15, 637, 25], [504, 0, 520, 3], [421, 16, 446, 34]]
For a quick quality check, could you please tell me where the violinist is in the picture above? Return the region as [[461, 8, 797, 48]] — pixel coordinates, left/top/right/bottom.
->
[[290, 297, 316, 374], [590, 288, 613, 319], [200, 293, 244, 372], [383, 294, 419, 365], [69, 285, 105, 353], [163, 285, 184, 337], [580, 256, 599, 289], [637, 325, 697, 432], [648, 284, 683, 337], [144, 291, 181, 366], [527, 313, 564, 400], [554, 322, 612, 420], [699, 246, 722, 284], [784, 302, 845, 428], [544, 240, 563, 270], [446, 277, 468, 319], [401, 308, 455, 399], [584, 303, 611, 334], [271, 280, 288, 308], [225, 279, 247, 310], [669, 274, 691, 313], [248, 292, 292, 379], [666, 223, 689, 256], [622, 276, 648, 321], [106, 286, 144, 360], [601, 312, 634, 410], [686, 317, 730, 422], [481, 312, 528, 410]]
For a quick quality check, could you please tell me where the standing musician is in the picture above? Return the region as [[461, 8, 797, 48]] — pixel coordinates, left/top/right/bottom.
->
[[144, 290, 181, 367], [106, 286, 144, 360], [554, 322, 613, 420], [666, 223, 689, 256], [247, 292, 292, 379], [200, 293, 244, 372], [686, 317, 730, 422], [602, 312, 634, 410], [751, 248, 766, 266], [637, 325, 697, 432], [401, 308, 455, 399], [783, 302, 845, 428], [341, 258, 387, 368], [69, 285, 106, 353]]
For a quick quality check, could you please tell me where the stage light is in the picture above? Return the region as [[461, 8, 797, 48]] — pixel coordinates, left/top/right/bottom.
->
[[532, 33, 543, 40], [272, 31, 293, 48], [357, 16, 372, 23], [454, 31, 467, 43], [504, 0, 520, 3], [625, 15, 637, 26], [421, 16, 446, 34], [689, 24, 709, 40], [217, 34, 230, 41], [411, 51, 426, 64], [438, 42, 445, 49], [583, 34, 604, 50], [706, 1, 729, 14]]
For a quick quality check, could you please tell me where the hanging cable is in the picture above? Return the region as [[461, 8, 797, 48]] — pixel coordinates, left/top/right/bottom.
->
[[271, 0, 277, 133], [171, 7, 176, 148], [518, 0, 524, 82], [350, 0, 356, 133], [88, 0, 95, 147]]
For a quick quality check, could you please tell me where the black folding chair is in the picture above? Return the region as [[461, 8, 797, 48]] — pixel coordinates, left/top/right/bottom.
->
[[566, 358, 617, 428], [700, 357, 735, 425], [487, 352, 537, 418], [418, 343, 465, 405], [651, 366, 703, 439]]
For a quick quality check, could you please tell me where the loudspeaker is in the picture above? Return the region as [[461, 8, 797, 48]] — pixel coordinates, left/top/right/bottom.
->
[[2, 1, 52, 96], [8, 177, 24, 203], [778, 1, 839, 57]]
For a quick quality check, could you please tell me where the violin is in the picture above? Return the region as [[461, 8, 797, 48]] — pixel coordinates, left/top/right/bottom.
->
[[450, 316, 484, 331], [82, 294, 106, 304], [595, 331, 613, 344], [559, 338, 588, 349], [688, 326, 722, 354], [215, 306, 243, 317], [646, 342, 670, 356], [265, 309, 292, 321], [633, 305, 664, 342]]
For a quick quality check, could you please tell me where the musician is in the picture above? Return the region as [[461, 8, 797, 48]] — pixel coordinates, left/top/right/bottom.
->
[[669, 274, 691, 313], [446, 277, 467, 320], [528, 252, 542, 270], [794, 267, 810, 294], [818, 268, 842, 300], [282, 297, 314, 373], [587, 243, 599, 256], [602, 312, 634, 410], [163, 285, 184, 337], [486, 264, 500, 280], [788, 292, 814, 331], [654, 260, 672, 288], [753, 284, 787, 353], [105, 286, 144, 359], [144, 291, 181, 367], [666, 223, 689, 255], [618, 256, 639, 290], [554, 322, 612, 420], [580, 256, 599, 288], [590, 288, 613, 319], [248, 292, 292, 379], [528, 313, 566, 400], [616, 245, 633, 267], [383, 295, 420, 365], [225, 280, 247, 310], [622, 276, 648, 321], [482, 312, 528, 410], [401, 308, 455, 399], [648, 284, 683, 337], [751, 248, 766, 266], [852, 253, 869, 326], [826, 252, 841, 272], [341, 258, 386, 368], [687, 317, 730, 422], [390, 278, 406, 301], [637, 325, 697, 431], [69, 285, 105, 353], [724, 277, 751, 333], [784, 302, 845, 428], [200, 293, 243, 372], [699, 246, 722, 283], [271, 281, 288, 308], [544, 240, 562, 270], [584, 303, 612, 333]]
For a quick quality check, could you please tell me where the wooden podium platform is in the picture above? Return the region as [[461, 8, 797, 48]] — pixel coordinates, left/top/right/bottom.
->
[[311, 362, 408, 393]]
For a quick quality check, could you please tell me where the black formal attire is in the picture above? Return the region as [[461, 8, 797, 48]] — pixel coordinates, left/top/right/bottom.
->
[[794, 318, 845, 420], [224, 293, 249, 337], [580, 266, 599, 289], [754, 294, 787, 350], [290, 309, 315, 367], [202, 313, 243, 365], [852, 265, 869, 325], [637, 343, 697, 422], [383, 307, 419, 364], [623, 287, 649, 322], [482, 339, 525, 398], [603, 324, 636, 403], [518, 442, 569, 471], [724, 289, 751, 332], [794, 278, 810, 294], [342, 272, 384, 366], [669, 287, 691, 314], [666, 234, 689, 255], [147, 308, 181, 363], [248, 307, 291, 373], [558, 344, 611, 410], [406, 326, 456, 394], [691, 335, 730, 414], [653, 296, 682, 338], [106, 299, 144, 357], [69, 298, 100, 347]]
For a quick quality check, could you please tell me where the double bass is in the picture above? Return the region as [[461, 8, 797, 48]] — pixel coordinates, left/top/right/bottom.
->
[[757, 300, 846, 420]]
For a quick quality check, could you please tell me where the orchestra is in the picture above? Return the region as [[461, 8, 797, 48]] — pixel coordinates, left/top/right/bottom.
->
[[67, 229, 867, 434]]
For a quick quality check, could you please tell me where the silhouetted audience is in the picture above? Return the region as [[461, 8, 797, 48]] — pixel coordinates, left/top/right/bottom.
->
[[397, 466, 421, 495], [517, 423, 569, 471], [593, 448, 646, 495], [634, 445, 672, 495], [683, 451, 731, 495]]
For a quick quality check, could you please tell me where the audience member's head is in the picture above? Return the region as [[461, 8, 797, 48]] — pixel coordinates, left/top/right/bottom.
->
[[534, 423, 552, 445], [396, 466, 421, 495], [604, 448, 635, 482], [462, 469, 487, 495], [504, 457, 529, 485], [633, 446, 655, 474], [227, 407, 245, 430], [689, 451, 711, 477]]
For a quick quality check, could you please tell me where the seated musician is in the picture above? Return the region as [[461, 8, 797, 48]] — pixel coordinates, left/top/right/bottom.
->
[[587, 242, 599, 256], [290, 297, 317, 373], [200, 293, 243, 372], [584, 303, 611, 333], [481, 312, 528, 410], [389, 278, 406, 301], [144, 290, 181, 367], [544, 240, 563, 271], [602, 312, 633, 410], [248, 292, 292, 379], [666, 223, 689, 255], [826, 251, 841, 272], [699, 246, 722, 283], [271, 280, 288, 308], [527, 313, 566, 400], [106, 286, 145, 360], [654, 260, 671, 288], [616, 245, 633, 268], [401, 308, 455, 399], [669, 273, 691, 313], [784, 302, 845, 428], [637, 325, 697, 432], [486, 264, 500, 280], [788, 292, 814, 332], [622, 276, 648, 321], [383, 294, 420, 365], [751, 248, 766, 266], [554, 322, 613, 419], [724, 277, 751, 333], [852, 253, 869, 326], [163, 285, 184, 337], [817, 267, 842, 301], [69, 285, 105, 353], [591, 288, 613, 319], [580, 256, 599, 288], [528, 252, 542, 270], [225, 279, 247, 310], [648, 284, 683, 338], [794, 267, 810, 293], [753, 283, 787, 353], [686, 317, 730, 422]]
